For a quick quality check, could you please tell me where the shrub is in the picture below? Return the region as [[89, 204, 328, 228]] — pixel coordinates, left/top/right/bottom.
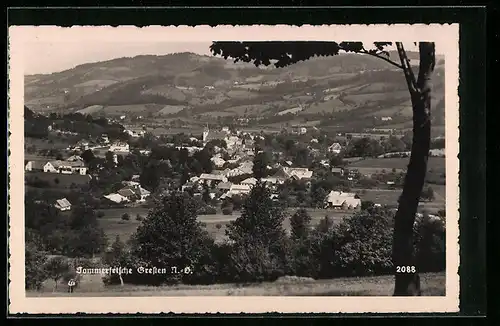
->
[[201, 205, 217, 215], [136, 214, 143, 221], [222, 207, 233, 215], [215, 223, 222, 230], [414, 213, 446, 273], [97, 211, 105, 218], [361, 200, 375, 211], [121, 213, 130, 221]]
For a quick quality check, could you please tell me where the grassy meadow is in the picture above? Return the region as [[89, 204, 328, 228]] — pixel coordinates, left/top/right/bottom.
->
[[27, 272, 445, 297], [97, 207, 353, 243]]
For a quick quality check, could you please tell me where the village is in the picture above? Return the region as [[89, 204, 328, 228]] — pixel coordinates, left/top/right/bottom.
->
[[25, 117, 445, 222]]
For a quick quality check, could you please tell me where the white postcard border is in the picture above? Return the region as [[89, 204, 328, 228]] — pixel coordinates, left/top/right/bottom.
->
[[8, 24, 460, 314]]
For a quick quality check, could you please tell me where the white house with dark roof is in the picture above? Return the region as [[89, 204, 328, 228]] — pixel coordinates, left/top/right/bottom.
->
[[43, 160, 88, 175]]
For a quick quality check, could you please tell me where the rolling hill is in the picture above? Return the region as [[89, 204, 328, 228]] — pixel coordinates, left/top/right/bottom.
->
[[24, 51, 446, 128]]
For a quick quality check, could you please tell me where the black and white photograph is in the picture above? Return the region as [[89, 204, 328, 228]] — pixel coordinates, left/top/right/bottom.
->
[[8, 24, 460, 313]]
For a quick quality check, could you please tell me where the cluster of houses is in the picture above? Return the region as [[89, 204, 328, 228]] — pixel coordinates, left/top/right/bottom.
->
[[104, 180, 151, 204], [181, 159, 315, 202], [67, 135, 131, 156], [25, 155, 89, 175]]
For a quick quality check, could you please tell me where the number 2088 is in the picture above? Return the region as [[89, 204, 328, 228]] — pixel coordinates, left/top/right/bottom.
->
[[396, 266, 417, 273]]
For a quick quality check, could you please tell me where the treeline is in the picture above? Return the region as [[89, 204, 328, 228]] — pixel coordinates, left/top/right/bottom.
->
[[24, 106, 128, 140], [26, 182, 445, 290]]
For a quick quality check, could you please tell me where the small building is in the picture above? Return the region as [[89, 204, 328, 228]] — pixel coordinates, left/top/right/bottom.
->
[[220, 184, 251, 199], [117, 188, 138, 201], [325, 191, 361, 210], [117, 184, 151, 202], [25, 160, 45, 172], [199, 173, 228, 186], [280, 167, 313, 180], [241, 177, 258, 187], [109, 142, 130, 153], [331, 167, 344, 176], [104, 193, 130, 204], [328, 142, 342, 154], [54, 198, 72, 211]]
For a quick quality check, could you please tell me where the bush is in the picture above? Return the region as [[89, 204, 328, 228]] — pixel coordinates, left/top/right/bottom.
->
[[198, 205, 217, 215], [121, 213, 130, 221], [97, 211, 105, 218], [215, 223, 222, 230], [414, 214, 446, 273], [136, 214, 143, 221], [361, 200, 375, 211], [222, 207, 233, 215]]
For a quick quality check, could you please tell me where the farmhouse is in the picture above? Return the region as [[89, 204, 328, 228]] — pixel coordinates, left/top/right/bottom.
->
[[54, 198, 72, 211], [220, 184, 252, 199], [241, 177, 258, 187], [328, 142, 342, 154], [226, 161, 254, 177], [25, 160, 45, 172], [198, 173, 228, 186], [43, 160, 88, 175], [277, 167, 313, 180], [109, 142, 130, 153], [325, 191, 361, 210], [117, 184, 151, 202], [104, 193, 130, 204]]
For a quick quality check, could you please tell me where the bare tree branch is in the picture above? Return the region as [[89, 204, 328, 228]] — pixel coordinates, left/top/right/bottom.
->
[[395, 42, 418, 94]]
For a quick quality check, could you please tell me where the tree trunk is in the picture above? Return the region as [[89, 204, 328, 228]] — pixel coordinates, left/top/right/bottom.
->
[[393, 42, 435, 296], [119, 272, 124, 286]]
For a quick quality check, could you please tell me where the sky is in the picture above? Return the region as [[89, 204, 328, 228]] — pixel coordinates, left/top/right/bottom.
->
[[10, 25, 454, 75]]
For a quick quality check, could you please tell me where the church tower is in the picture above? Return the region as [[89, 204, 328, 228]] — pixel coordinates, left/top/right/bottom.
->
[[202, 125, 210, 144]]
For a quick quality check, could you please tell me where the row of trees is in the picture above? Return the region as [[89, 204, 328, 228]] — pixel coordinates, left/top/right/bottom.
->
[[83, 184, 443, 288]]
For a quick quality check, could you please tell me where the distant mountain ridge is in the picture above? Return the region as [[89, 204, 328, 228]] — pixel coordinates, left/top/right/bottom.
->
[[25, 51, 446, 128]]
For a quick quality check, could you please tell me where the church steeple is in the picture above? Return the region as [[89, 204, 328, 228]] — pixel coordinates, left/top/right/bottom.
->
[[202, 124, 210, 143]]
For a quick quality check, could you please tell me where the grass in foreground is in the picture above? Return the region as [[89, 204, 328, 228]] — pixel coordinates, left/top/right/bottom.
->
[[27, 272, 445, 297]]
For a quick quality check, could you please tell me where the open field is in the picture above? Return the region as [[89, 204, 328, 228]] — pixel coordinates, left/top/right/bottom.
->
[[27, 272, 445, 297], [25, 171, 91, 188], [358, 188, 445, 213], [348, 157, 445, 170], [98, 207, 353, 243], [156, 105, 186, 115], [25, 136, 72, 151]]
